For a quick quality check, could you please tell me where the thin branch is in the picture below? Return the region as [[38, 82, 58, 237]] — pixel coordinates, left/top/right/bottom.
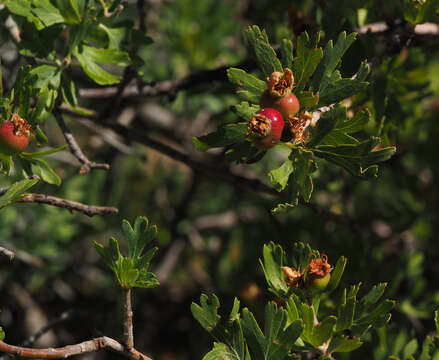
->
[[0, 246, 14, 261], [79, 59, 256, 100], [122, 288, 134, 350], [0, 243, 43, 267], [0, 337, 152, 360], [20, 311, 73, 348], [55, 110, 110, 174], [16, 193, 118, 217]]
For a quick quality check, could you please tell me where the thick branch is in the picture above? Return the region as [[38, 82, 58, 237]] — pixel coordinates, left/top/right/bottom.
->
[[0, 337, 151, 360], [55, 110, 110, 174], [122, 288, 134, 350], [17, 193, 118, 217]]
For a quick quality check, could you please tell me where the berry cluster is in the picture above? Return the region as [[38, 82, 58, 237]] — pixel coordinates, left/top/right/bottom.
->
[[247, 68, 309, 149]]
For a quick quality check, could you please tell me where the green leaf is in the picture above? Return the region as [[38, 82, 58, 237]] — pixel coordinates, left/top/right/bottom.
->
[[61, 75, 79, 108], [292, 32, 323, 91], [403, 339, 418, 360], [321, 109, 370, 146], [310, 316, 336, 346], [119, 257, 139, 287], [260, 242, 289, 298], [202, 342, 234, 360], [0, 177, 39, 209], [327, 334, 363, 354], [193, 123, 248, 152], [25, 157, 62, 185], [309, 105, 346, 147], [231, 102, 260, 122], [5, 0, 64, 30], [268, 151, 294, 192], [0, 327, 4, 341], [361, 283, 388, 307], [299, 303, 315, 342], [310, 32, 357, 94], [336, 288, 356, 331], [227, 68, 266, 103], [325, 256, 347, 293], [355, 299, 395, 325], [191, 294, 221, 332], [99, 24, 127, 49], [73, 45, 129, 85], [280, 39, 294, 70], [54, 0, 80, 24], [134, 270, 159, 288], [245, 26, 282, 77], [0, 154, 13, 176], [296, 91, 319, 108], [224, 141, 266, 164], [287, 147, 317, 202], [313, 138, 396, 179], [29, 65, 61, 89], [241, 308, 265, 360], [317, 77, 368, 108]]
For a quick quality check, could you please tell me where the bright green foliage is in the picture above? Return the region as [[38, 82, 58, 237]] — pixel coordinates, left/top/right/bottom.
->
[[193, 26, 396, 210], [194, 242, 394, 359], [191, 294, 303, 360], [0, 326, 4, 341], [0, 177, 39, 209], [94, 217, 159, 289], [255, 242, 393, 358]]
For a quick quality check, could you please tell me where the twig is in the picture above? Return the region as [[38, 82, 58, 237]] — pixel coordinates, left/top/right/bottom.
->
[[16, 193, 118, 217], [122, 288, 134, 350], [0, 337, 152, 360], [137, 0, 147, 33], [79, 59, 256, 100], [356, 21, 439, 36], [0, 243, 43, 267], [20, 311, 72, 348], [55, 110, 110, 174], [0, 246, 14, 261]]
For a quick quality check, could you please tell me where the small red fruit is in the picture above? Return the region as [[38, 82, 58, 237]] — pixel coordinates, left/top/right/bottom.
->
[[247, 108, 284, 149], [260, 91, 300, 120], [0, 114, 32, 155]]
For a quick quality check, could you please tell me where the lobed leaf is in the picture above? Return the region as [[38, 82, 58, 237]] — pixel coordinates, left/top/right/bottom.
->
[[245, 26, 282, 78], [227, 68, 266, 103], [193, 123, 248, 152], [0, 177, 39, 209], [292, 32, 323, 91], [191, 294, 221, 333]]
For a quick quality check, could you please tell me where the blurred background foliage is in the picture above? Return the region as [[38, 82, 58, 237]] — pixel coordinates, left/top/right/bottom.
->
[[1, 0, 439, 359]]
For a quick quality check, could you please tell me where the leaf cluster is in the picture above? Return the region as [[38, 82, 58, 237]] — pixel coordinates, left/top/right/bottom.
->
[[94, 216, 159, 289], [194, 242, 395, 359], [193, 26, 396, 210]]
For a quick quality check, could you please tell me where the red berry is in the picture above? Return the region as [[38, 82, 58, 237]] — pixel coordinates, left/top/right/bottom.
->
[[247, 108, 284, 149], [260, 91, 300, 120], [0, 114, 32, 155]]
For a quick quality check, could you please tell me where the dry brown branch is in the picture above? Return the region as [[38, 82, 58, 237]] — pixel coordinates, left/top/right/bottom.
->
[[55, 110, 110, 174], [17, 193, 118, 217], [122, 288, 134, 350], [0, 337, 152, 360], [0, 246, 14, 261], [0, 243, 43, 267]]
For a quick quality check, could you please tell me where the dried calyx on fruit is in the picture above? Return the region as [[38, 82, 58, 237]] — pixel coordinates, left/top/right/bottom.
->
[[286, 110, 312, 144], [281, 266, 303, 288], [0, 113, 33, 155], [247, 108, 284, 149], [259, 68, 300, 142], [281, 253, 333, 293], [305, 254, 333, 293]]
